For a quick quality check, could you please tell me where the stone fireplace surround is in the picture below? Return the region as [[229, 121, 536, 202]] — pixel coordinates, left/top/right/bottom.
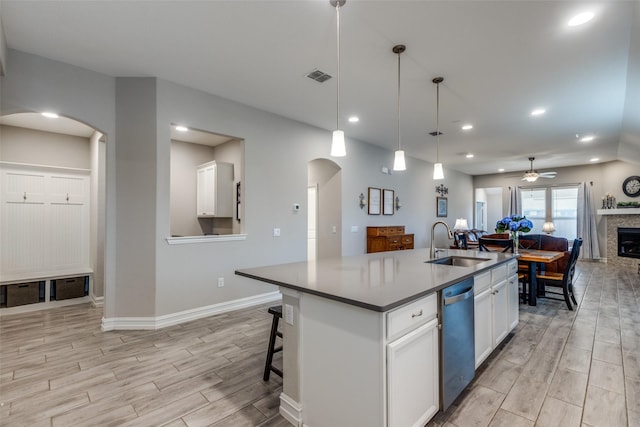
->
[[598, 208, 640, 270]]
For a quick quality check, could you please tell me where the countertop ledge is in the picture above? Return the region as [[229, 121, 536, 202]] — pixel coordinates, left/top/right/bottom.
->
[[235, 249, 517, 312]]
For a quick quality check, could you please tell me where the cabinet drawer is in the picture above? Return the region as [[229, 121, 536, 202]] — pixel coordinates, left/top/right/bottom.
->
[[387, 293, 437, 341], [491, 264, 508, 283], [507, 260, 518, 276], [474, 271, 491, 293]]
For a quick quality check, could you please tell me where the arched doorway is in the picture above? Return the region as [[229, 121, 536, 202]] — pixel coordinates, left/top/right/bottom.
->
[[0, 112, 106, 310], [308, 158, 342, 260]]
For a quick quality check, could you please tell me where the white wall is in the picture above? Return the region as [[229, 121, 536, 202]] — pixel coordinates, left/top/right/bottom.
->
[[2, 49, 475, 322], [0, 125, 90, 168]]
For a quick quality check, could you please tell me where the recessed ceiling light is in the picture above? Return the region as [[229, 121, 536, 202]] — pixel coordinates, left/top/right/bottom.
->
[[580, 135, 595, 142], [498, 168, 505, 172], [590, 157, 599, 162], [175, 125, 189, 132], [531, 108, 546, 116], [466, 153, 474, 158], [41, 112, 59, 119], [461, 124, 473, 130], [348, 116, 359, 123], [568, 11, 594, 27]]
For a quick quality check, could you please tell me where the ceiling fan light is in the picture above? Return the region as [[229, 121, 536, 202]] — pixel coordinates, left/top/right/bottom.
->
[[393, 150, 406, 171], [331, 130, 346, 157], [523, 174, 538, 182], [433, 162, 444, 180]]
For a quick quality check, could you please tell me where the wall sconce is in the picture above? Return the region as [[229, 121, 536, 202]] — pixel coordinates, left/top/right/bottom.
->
[[359, 193, 367, 209], [395, 196, 402, 210], [435, 184, 448, 196]]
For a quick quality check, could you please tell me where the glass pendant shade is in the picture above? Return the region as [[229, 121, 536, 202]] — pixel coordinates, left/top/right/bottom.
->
[[393, 150, 406, 171], [331, 130, 346, 157], [433, 162, 444, 180]]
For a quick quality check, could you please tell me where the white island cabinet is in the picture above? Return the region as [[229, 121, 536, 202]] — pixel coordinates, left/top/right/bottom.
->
[[286, 290, 439, 427], [236, 248, 519, 427], [474, 260, 519, 368]]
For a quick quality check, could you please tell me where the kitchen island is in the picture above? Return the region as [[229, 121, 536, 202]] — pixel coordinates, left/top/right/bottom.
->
[[236, 248, 519, 427]]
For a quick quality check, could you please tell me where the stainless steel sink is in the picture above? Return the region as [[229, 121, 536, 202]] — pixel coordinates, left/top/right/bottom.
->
[[426, 256, 491, 267]]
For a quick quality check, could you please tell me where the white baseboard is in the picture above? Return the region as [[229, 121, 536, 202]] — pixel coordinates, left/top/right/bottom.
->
[[279, 392, 303, 427], [91, 294, 104, 307], [101, 291, 281, 331]]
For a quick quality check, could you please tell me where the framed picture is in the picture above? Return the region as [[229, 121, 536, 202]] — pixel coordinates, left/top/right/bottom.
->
[[437, 196, 448, 217], [383, 189, 394, 215], [368, 187, 381, 215]]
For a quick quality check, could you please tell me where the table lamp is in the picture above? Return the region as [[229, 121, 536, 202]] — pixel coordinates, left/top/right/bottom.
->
[[542, 222, 555, 234]]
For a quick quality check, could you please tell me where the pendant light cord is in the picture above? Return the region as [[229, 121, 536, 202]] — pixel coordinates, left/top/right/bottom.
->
[[397, 50, 401, 151], [336, 3, 341, 131], [436, 81, 440, 162]]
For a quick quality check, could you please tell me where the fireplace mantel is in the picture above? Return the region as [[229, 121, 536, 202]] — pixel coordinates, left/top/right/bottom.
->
[[597, 208, 640, 215]]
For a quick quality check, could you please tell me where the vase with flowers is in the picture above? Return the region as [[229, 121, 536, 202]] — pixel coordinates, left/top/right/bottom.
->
[[495, 215, 533, 254]]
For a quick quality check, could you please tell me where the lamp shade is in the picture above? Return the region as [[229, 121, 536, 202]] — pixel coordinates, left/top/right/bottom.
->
[[433, 162, 444, 180], [454, 218, 469, 230], [331, 130, 346, 157], [393, 150, 406, 171], [542, 221, 556, 234]]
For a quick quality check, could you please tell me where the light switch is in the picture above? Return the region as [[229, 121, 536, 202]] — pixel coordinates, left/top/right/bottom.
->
[[273, 228, 281, 237]]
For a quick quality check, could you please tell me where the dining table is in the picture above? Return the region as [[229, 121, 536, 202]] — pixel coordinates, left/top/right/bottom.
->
[[517, 249, 565, 306]]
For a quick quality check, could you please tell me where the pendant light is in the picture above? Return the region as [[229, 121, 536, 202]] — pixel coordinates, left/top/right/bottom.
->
[[432, 77, 445, 180], [330, 0, 346, 157], [393, 44, 406, 171]]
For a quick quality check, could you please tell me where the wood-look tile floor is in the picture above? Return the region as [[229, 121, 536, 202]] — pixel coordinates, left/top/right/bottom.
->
[[0, 261, 637, 426]]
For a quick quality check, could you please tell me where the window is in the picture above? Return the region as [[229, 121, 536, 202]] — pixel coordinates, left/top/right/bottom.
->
[[521, 186, 578, 241]]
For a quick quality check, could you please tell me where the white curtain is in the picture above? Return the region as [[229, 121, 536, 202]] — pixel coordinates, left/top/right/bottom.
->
[[508, 186, 522, 216], [577, 182, 600, 259]]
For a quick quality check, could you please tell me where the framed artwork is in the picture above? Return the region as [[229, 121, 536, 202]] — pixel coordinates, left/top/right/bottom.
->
[[436, 196, 448, 217], [383, 189, 394, 215], [368, 187, 381, 215]]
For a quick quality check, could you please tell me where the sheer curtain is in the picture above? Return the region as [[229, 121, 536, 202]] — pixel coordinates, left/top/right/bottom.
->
[[577, 182, 600, 259], [508, 186, 522, 216]]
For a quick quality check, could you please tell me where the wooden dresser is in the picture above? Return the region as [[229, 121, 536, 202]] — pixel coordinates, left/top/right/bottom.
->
[[366, 226, 414, 253]]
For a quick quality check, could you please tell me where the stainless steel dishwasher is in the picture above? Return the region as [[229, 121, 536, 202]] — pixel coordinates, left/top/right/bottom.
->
[[440, 277, 475, 410]]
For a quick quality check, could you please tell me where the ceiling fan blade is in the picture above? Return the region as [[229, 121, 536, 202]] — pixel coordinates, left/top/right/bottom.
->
[[539, 172, 557, 177]]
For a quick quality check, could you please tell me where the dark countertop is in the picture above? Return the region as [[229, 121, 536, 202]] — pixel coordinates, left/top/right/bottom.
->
[[235, 248, 517, 312]]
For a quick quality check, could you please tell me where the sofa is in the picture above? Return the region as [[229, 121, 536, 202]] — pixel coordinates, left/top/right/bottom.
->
[[452, 229, 488, 249]]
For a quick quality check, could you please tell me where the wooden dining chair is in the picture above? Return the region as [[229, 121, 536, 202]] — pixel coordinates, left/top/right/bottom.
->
[[454, 232, 468, 250], [535, 238, 583, 310], [478, 237, 514, 253]]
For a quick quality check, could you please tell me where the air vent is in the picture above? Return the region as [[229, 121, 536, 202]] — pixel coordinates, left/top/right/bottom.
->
[[306, 69, 332, 83], [429, 131, 443, 136]]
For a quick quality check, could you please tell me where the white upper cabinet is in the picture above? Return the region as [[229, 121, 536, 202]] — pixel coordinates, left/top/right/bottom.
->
[[196, 161, 233, 218]]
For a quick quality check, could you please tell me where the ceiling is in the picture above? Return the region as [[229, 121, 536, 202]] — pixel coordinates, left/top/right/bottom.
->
[[2, 1, 639, 176]]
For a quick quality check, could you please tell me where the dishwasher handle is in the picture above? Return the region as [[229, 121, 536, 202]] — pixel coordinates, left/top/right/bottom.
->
[[443, 286, 474, 305]]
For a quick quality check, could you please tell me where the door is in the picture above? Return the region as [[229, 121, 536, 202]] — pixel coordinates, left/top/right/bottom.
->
[[387, 318, 439, 427], [475, 201, 485, 230], [307, 185, 317, 261], [474, 287, 493, 368], [492, 280, 509, 346]]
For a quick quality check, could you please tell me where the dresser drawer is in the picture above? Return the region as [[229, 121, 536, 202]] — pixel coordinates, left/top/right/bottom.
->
[[367, 226, 405, 236], [387, 293, 437, 341]]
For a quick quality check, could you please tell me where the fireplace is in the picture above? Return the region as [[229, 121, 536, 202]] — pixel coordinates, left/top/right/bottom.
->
[[618, 227, 640, 259]]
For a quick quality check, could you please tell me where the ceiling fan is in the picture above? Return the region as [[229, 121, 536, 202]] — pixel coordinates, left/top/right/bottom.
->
[[521, 157, 557, 182]]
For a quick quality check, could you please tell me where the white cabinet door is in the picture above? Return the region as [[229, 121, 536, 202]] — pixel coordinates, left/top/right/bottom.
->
[[387, 318, 439, 427], [196, 164, 216, 216], [492, 279, 509, 346], [507, 274, 519, 332], [474, 287, 493, 368]]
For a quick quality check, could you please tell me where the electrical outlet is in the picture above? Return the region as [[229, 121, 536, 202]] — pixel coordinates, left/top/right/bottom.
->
[[332, 226, 337, 233], [285, 304, 294, 325], [217, 277, 224, 287], [351, 225, 359, 233]]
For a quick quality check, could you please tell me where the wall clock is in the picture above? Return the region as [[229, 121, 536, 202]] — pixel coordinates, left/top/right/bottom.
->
[[622, 175, 640, 197]]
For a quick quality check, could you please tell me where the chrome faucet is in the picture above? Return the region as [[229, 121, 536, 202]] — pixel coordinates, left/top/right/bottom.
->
[[430, 220, 454, 258]]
